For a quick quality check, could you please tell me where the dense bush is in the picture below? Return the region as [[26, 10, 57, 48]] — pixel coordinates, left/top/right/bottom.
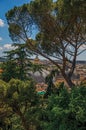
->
[[0, 79, 40, 130], [41, 85, 86, 130], [0, 79, 86, 130]]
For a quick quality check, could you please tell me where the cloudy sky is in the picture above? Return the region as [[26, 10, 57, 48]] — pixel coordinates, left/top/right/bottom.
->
[[0, 0, 30, 56], [0, 0, 86, 60]]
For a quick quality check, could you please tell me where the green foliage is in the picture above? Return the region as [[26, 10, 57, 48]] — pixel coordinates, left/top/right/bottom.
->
[[6, 79, 38, 105], [45, 68, 59, 97], [30, 63, 44, 74], [0, 79, 41, 130], [2, 0, 86, 129], [41, 85, 86, 130], [10, 114, 24, 130], [5, 0, 86, 88], [6, 5, 33, 42], [0, 80, 7, 97], [0, 43, 33, 82], [0, 80, 12, 130], [1, 60, 17, 82], [0, 78, 86, 130]]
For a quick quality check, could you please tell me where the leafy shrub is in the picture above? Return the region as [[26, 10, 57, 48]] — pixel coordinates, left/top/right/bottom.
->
[[41, 85, 86, 130]]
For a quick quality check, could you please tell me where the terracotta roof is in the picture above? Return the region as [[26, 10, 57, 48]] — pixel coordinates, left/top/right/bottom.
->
[[0, 69, 3, 73]]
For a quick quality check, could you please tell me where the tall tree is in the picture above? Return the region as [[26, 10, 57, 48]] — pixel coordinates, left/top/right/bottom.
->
[[0, 79, 41, 130], [1, 43, 32, 81], [0, 80, 12, 130], [1, 60, 17, 82], [6, 0, 86, 87], [9, 43, 32, 80], [5, 79, 40, 130]]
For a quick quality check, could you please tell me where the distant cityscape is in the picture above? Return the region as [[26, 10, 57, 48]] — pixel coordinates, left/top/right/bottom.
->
[[0, 56, 86, 86]]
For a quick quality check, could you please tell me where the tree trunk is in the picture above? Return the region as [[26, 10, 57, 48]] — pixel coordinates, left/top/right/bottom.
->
[[62, 73, 75, 88], [65, 77, 75, 88]]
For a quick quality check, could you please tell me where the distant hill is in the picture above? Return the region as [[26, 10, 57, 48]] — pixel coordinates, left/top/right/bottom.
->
[[0, 57, 86, 64], [76, 60, 86, 64]]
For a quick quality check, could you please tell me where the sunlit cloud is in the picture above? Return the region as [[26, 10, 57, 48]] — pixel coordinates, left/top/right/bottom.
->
[[0, 44, 17, 56], [0, 19, 5, 27], [0, 47, 3, 50], [80, 44, 86, 50], [3, 44, 18, 50], [3, 44, 13, 49]]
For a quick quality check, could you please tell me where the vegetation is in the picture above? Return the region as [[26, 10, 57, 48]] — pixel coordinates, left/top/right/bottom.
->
[[41, 85, 86, 130], [0, 0, 86, 130], [0, 43, 44, 82], [0, 79, 86, 130], [5, 0, 86, 88], [0, 43, 33, 82], [0, 79, 40, 130]]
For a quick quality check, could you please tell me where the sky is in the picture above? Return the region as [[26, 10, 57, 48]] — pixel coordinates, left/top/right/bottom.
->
[[0, 0, 86, 60], [0, 0, 31, 56]]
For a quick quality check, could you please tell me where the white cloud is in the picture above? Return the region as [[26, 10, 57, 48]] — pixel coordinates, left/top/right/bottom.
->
[[3, 44, 13, 49], [0, 44, 18, 56], [0, 37, 3, 41], [80, 44, 86, 50], [0, 19, 5, 27], [3, 44, 18, 50], [0, 47, 3, 50]]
